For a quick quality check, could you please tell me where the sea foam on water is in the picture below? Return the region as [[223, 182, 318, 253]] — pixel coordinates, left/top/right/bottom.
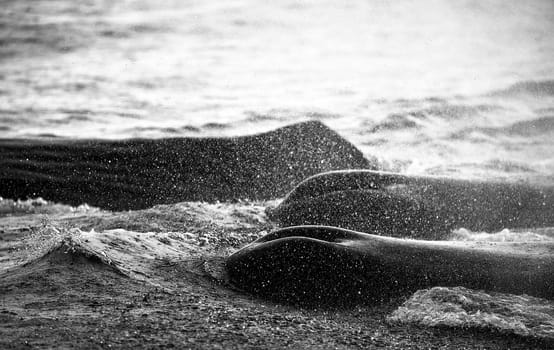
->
[[450, 227, 554, 242]]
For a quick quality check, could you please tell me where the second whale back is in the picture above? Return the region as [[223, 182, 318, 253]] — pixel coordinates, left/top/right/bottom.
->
[[269, 170, 554, 239]]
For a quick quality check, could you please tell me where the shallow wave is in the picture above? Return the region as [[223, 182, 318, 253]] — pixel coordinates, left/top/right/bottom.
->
[[0, 196, 271, 247], [388, 286, 554, 341], [0, 197, 98, 217], [479, 159, 537, 173], [202, 122, 231, 130], [244, 109, 341, 123], [0, 1, 168, 59], [490, 80, 554, 98], [29, 237, 126, 274], [123, 125, 190, 135], [406, 103, 501, 120], [449, 228, 554, 242], [0, 200, 273, 281], [364, 114, 420, 133], [362, 102, 502, 135], [452, 116, 554, 139], [1, 2, 104, 57], [506, 116, 554, 136]]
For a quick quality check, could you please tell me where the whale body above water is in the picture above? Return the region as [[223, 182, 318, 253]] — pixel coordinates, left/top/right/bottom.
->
[[226, 225, 554, 307], [0, 121, 373, 210], [269, 170, 554, 239]]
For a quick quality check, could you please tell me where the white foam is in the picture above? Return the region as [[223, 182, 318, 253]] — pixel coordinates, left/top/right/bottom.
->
[[388, 286, 554, 340], [0, 197, 100, 216], [449, 227, 554, 242]]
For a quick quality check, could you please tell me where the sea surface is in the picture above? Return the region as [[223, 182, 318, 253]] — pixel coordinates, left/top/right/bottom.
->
[[1, 2, 554, 345], [1, 0, 553, 183]]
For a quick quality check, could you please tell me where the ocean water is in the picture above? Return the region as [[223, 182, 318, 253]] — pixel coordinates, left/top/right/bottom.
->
[[2, 3, 553, 343], [1, 196, 553, 343], [1, 0, 553, 182]]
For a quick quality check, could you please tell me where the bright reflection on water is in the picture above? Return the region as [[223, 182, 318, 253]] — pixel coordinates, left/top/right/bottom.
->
[[1, 0, 553, 181]]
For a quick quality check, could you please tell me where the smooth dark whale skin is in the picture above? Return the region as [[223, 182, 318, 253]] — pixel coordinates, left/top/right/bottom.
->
[[0, 121, 373, 210], [269, 170, 554, 239], [226, 226, 554, 307]]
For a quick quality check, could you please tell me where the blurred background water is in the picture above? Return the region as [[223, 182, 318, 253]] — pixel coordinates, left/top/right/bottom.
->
[[1, 0, 553, 182]]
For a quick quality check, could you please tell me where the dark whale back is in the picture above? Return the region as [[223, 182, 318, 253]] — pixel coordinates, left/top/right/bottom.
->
[[0, 121, 373, 210], [269, 170, 554, 239], [226, 225, 554, 307]]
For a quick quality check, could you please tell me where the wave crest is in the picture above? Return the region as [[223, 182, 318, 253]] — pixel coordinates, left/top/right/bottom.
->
[[388, 286, 554, 341], [449, 228, 554, 242]]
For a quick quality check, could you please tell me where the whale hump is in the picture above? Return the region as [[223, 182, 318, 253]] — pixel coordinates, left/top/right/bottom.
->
[[269, 170, 554, 239], [226, 226, 554, 307], [0, 121, 374, 210]]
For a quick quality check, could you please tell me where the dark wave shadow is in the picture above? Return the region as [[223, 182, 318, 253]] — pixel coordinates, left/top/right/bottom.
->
[[451, 116, 554, 140], [489, 80, 554, 97]]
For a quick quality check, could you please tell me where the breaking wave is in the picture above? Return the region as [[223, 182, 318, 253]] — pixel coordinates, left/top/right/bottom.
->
[[449, 228, 554, 242], [388, 286, 554, 341], [0, 197, 98, 216]]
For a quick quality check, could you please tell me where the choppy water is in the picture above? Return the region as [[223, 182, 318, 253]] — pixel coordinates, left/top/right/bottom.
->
[[1, 0, 554, 182], [1, 196, 553, 343], [2, 4, 553, 342]]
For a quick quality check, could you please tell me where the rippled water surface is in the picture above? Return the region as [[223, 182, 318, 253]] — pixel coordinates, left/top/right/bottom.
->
[[1, 4, 554, 342], [1, 0, 554, 181]]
